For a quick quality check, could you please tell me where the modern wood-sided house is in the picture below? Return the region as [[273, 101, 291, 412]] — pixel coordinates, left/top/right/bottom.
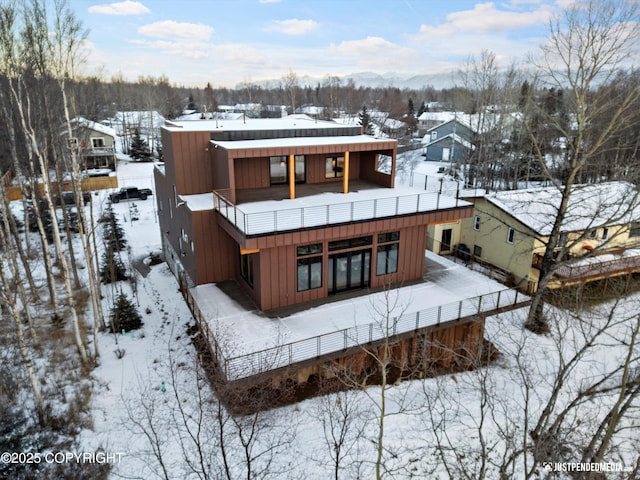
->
[[459, 182, 640, 293], [68, 117, 118, 171], [422, 118, 475, 162], [154, 115, 474, 311]]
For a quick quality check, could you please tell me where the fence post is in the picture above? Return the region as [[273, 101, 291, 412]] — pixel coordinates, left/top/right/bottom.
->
[[317, 335, 321, 357], [458, 300, 462, 319], [344, 329, 348, 350], [396, 196, 400, 215], [496, 290, 501, 309], [326, 205, 330, 224], [437, 305, 441, 324], [424, 175, 428, 191], [514, 290, 519, 305], [369, 323, 373, 342], [477, 295, 482, 314], [415, 311, 420, 330], [374, 198, 378, 218], [289, 343, 293, 364]]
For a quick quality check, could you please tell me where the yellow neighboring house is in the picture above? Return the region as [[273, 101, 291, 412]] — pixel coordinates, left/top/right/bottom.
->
[[459, 182, 640, 293]]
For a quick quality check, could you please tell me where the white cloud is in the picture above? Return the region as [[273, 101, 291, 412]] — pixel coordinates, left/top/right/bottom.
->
[[266, 19, 319, 35], [88, 1, 150, 15], [138, 21, 214, 40], [446, 2, 552, 33], [330, 36, 415, 70], [130, 39, 211, 60]]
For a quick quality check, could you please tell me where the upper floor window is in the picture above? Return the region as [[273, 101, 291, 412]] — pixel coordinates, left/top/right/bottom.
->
[[630, 223, 640, 237], [473, 215, 481, 231], [431, 131, 438, 141], [507, 227, 515, 244], [297, 243, 322, 292], [601, 228, 609, 240], [91, 137, 105, 148], [376, 231, 400, 276], [325, 156, 344, 178]]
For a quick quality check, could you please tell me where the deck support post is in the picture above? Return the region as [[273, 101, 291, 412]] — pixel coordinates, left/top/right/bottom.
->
[[289, 154, 295, 200], [343, 151, 350, 194]]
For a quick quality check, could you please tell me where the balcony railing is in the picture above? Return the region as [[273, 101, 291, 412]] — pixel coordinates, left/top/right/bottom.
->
[[221, 288, 527, 380], [213, 188, 461, 236], [82, 146, 115, 155], [554, 251, 640, 279]]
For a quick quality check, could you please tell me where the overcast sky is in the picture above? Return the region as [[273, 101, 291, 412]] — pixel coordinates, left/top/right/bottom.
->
[[72, 0, 573, 88]]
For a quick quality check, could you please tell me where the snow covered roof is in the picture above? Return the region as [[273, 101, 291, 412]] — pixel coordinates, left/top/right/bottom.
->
[[422, 132, 475, 150], [71, 116, 117, 138], [210, 134, 394, 151], [484, 182, 640, 236], [163, 114, 354, 133], [110, 111, 166, 129]]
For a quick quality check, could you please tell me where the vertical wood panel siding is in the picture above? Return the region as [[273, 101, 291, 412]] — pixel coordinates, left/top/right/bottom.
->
[[234, 157, 270, 189], [169, 131, 216, 195], [193, 210, 237, 284]]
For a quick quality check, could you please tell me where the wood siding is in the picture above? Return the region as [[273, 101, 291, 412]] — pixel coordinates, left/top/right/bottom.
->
[[162, 129, 217, 196], [237, 223, 428, 310]]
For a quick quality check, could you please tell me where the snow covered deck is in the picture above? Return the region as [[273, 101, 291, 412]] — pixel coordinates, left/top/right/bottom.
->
[[211, 184, 470, 236], [189, 251, 529, 380], [554, 248, 640, 281]]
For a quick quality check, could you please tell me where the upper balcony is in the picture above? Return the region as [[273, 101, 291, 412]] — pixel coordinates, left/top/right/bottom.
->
[[211, 179, 469, 237], [81, 146, 115, 156]]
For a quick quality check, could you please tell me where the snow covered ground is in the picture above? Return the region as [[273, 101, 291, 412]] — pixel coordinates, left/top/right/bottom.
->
[[75, 154, 639, 479]]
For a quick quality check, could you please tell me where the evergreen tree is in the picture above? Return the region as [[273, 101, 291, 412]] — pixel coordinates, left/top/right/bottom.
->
[[109, 292, 142, 333], [129, 128, 153, 162], [99, 249, 127, 284], [187, 93, 197, 111], [101, 204, 127, 251], [407, 98, 415, 116], [358, 105, 372, 134]]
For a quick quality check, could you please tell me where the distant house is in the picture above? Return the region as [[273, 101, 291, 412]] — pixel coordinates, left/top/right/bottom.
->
[[458, 182, 640, 293], [68, 117, 117, 171], [422, 118, 475, 162]]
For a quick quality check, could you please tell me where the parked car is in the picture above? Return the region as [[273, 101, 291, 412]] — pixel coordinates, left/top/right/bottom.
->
[[53, 191, 92, 206], [109, 186, 152, 203]]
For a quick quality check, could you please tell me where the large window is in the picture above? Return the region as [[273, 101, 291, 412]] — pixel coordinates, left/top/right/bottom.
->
[[630, 224, 640, 237], [297, 243, 322, 292], [269, 156, 287, 185], [325, 156, 344, 178], [473, 215, 481, 231], [294, 155, 306, 183], [270, 155, 306, 184], [376, 231, 399, 276]]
